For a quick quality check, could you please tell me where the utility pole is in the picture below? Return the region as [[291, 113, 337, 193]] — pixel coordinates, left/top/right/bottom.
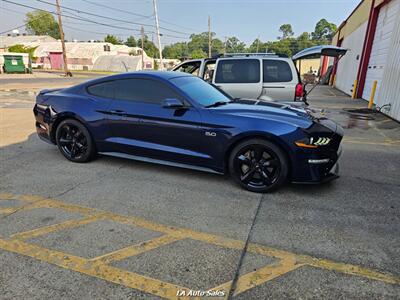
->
[[152, 0, 163, 70], [256, 35, 260, 52], [140, 26, 145, 70], [55, 0, 70, 76], [223, 36, 227, 55], [208, 15, 211, 58]]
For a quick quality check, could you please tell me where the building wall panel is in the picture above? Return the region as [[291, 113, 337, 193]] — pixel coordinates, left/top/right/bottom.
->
[[335, 21, 368, 95], [362, 0, 400, 100], [375, 0, 400, 121]]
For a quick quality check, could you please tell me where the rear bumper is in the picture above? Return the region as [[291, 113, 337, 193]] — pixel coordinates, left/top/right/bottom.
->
[[33, 104, 54, 144]]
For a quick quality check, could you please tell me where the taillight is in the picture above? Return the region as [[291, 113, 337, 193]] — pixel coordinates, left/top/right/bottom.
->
[[295, 83, 303, 98]]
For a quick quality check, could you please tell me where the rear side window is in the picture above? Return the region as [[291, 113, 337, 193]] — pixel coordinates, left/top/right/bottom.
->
[[263, 60, 293, 82], [87, 81, 115, 98], [175, 61, 201, 76], [215, 59, 260, 83], [113, 79, 181, 104]]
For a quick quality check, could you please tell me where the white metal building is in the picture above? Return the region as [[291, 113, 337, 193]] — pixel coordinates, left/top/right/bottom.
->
[[332, 0, 400, 121], [32, 42, 151, 71]]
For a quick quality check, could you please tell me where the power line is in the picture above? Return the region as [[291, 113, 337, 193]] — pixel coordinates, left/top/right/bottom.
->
[[1, 0, 187, 40], [63, 24, 138, 38], [81, 0, 198, 33], [0, 24, 27, 35], [81, 0, 153, 21], [34, 0, 191, 36]]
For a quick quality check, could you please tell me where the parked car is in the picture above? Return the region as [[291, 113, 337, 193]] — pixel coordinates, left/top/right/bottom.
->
[[34, 71, 343, 193], [172, 46, 347, 103]]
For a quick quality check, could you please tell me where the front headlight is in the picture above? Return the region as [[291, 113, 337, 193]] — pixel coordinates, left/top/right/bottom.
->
[[295, 137, 331, 148]]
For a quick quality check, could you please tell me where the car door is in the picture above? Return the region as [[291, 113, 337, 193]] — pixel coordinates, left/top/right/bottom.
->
[[260, 59, 297, 101], [212, 58, 262, 99], [106, 77, 204, 165]]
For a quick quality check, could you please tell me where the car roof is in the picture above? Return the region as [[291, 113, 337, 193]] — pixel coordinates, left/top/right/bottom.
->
[[65, 71, 194, 93], [108, 70, 193, 80]]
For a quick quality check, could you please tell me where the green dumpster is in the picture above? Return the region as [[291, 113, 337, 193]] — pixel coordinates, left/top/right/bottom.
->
[[4, 55, 25, 73]]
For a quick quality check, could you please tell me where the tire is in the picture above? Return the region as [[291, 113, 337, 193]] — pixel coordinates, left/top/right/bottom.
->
[[55, 119, 96, 163], [228, 139, 289, 193]]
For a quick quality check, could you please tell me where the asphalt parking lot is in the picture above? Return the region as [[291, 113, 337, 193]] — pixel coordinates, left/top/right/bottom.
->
[[0, 75, 399, 299]]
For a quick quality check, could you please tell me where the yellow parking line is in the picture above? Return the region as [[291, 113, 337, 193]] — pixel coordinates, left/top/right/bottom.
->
[[0, 207, 20, 214], [212, 257, 303, 296], [10, 215, 104, 241], [0, 193, 15, 200], [0, 237, 194, 300], [298, 256, 400, 285], [0, 192, 399, 299], [342, 140, 400, 147], [91, 235, 181, 265]]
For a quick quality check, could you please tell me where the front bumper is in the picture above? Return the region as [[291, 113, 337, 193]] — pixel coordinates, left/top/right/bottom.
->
[[292, 159, 340, 184], [291, 140, 343, 184]]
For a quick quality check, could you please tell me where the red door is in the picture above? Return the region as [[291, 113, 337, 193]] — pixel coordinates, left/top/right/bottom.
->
[[49, 52, 63, 69]]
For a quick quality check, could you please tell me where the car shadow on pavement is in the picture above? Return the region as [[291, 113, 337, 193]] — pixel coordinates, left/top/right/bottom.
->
[[0, 133, 339, 197]]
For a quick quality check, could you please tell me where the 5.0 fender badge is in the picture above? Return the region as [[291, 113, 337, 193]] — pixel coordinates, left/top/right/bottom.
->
[[205, 131, 217, 137]]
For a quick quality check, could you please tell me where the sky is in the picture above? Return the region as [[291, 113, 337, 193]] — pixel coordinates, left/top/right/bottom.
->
[[0, 0, 361, 46]]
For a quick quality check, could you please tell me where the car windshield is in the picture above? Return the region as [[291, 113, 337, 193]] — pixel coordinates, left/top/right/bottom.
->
[[170, 76, 231, 107]]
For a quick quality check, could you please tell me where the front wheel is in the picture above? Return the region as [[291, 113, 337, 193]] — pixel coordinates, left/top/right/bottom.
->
[[55, 119, 95, 163], [229, 139, 289, 193]]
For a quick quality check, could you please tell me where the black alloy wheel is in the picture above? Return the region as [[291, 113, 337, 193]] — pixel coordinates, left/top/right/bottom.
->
[[229, 139, 288, 192], [56, 119, 95, 162]]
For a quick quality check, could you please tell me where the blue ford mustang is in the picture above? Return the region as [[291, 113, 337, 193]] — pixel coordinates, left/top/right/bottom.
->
[[34, 71, 343, 192]]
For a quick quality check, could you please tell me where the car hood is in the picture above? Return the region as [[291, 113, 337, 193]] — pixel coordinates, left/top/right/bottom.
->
[[209, 99, 315, 128]]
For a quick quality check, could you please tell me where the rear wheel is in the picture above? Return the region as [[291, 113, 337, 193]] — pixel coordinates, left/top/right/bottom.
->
[[229, 139, 288, 193], [55, 119, 95, 163]]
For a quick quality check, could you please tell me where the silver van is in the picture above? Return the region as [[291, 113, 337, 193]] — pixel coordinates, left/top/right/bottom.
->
[[171, 46, 347, 103]]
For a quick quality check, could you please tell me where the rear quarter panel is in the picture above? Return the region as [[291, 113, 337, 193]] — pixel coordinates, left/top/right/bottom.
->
[[43, 89, 112, 146]]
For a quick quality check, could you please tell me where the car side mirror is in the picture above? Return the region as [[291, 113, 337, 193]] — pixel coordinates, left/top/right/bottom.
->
[[162, 98, 185, 109]]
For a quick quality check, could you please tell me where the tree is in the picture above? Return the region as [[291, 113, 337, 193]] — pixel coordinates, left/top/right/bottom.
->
[[163, 42, 189, 59], [125, 36, 137, 47], [25, 11, 60, 39], [8, 44, 37, 60], [279, 24, 294, 40], [247, 38, 268, 53], [190, 49, 207, 59], [188, 32, 223, 57], [104, 34, 123, 45], [137, 36, 159, 58], [225, 37, 246, 53], [312, 19, 337, 43], [295, 32, 317, 53]]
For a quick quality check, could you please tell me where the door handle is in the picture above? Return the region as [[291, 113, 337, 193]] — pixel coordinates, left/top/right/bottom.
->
[[109, 110, 127, 116]]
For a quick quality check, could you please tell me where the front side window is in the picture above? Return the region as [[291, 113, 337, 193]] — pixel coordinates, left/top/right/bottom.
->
[[175, 61, 201, 76], [263, 60, 293, 82], [215, 59, 260, 83], [113, 79, 180, 104], [87, 81, 115, 99], [171, 76, 231, 107]]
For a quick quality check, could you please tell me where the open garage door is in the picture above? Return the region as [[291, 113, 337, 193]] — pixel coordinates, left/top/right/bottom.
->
[[362, 0, 400, 100]]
